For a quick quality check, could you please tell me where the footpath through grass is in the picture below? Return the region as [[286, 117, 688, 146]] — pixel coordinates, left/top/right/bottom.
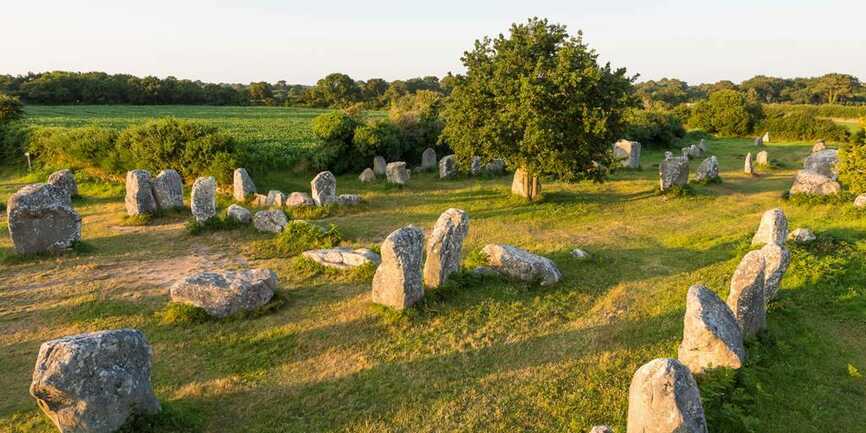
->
[[1, 137, 864, 433]]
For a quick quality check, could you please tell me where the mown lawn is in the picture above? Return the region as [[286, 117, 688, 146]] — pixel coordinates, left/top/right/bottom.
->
[[1, 137, 864, 433]]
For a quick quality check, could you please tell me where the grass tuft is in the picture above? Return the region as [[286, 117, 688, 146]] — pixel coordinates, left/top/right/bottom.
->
[[249, 221, 341, 258], [184, 216, 244, 236]]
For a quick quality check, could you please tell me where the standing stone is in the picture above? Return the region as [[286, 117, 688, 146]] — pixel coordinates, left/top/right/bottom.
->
[[7, 183, 82, 255], [755, 136, 764, 147], [30, 329, 160, 433], [762, 131, 770, 143], [47, 169, 78, 200], [627, 358, 708, 433], [684, 144, 703, 160], [286, 192, 315, 207], [789, 170, 841, 195], [697, 139, 707, 152], [695, 156, 720, 182], [233, 168, 256, 202], [613, 139, 641, 168], [756, 150, 769, 166], [311, 171, 337, 206], [124, 170, 157, 216], [482, 244, 561, 286], [373, 156, 387, 176], [744, 152, 754, 175], [423, 208, 469, 288], [484, 159, 506, 175], [251, 193, 268, 207], [253, 209, 289, 233], [421, 148, 437, 171], [659, 156, 689, 191], [760, 243, 791, 302], [804, 149, 839, 180], [359, 168, 376, 183], [788, 228, 816, 243], [512, 168, 541, 199], [152, 169, 184, 210], [170, 269, 277, 318], [439, 155, 458, 179], [372, 226, 425, 310], [266, 190, 286, 207], [386, 162, 410, 185], [726, 250, 767, 338], [469, 156, 482, 176], [678, 285, 746, 374], [226, 204, 252, 224], [812, 140, 826, 153], [190, 176, 217, 223], [751, 208, 787, 246]]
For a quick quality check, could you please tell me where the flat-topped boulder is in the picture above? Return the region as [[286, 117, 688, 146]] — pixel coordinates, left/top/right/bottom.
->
[[482, 244, 561, 286], [423, 208, 469, 288], [751, 208, 787, 246], [311, 171, 337, 206], [303, 247, 381, 270], [678, 284, 746, 373], [286, 192, 315, 207], [439, 155, 458, 179], [7, 183, 82, 255], [613, 139, 641, 168], [253, 209, 288, 233], [233, 168, 256, 202], [30, 329, 161, 433], [695, 156, 720, 182], [125, 169, 157, 216], [790, 169, 841, 196], [47, 169, 77, 200], [386, 161, 410, 185], [727, 250, 767, 338], [190, 176, 217, 223], [372, 226, 425, 309], [170, 269, 277, 318], [153, 169, 184, 210], [789, 227, 816, 243], [804, 148, 838, 179], [659, 156, 689, 191], [226, 204, 252, 224], [627, 358, 708, 433]]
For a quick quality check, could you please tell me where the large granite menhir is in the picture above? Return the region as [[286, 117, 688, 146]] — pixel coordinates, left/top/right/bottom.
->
[[7, 183, 82, 255]]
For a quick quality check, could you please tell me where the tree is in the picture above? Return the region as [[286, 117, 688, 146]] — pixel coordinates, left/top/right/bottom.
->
[[0, 93, 24, 123], [305, 73, 361, 108], [248, 82, 274, 105], [811, 73, 860, 104], [442, 18, 635, 200], [689, 90, 763, 136], [740, 75, 788, 103], [361, 78, 389, 107]]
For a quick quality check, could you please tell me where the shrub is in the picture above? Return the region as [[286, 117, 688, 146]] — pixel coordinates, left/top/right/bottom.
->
[[0, 122, 29, 161], [758, 111, 848, 142], [0, 93, 24, 123], [689, 90, 763, 136], [389, 90, 445, 163], [623, 107, 685, 146], [311, 110, 359, 143], [838, 141, 866, 194], [310, 111, 360, 174], [27, 127, 122, 172], [353, 120, 403, 161]]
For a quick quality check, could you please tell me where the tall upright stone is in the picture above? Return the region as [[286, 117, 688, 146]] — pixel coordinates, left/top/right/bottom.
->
[[190, 176, 217, 223], [421, 148, 437, 171], [678, 285, 746, 374], [726, 250, 767, 338], [439, 155, 457, 179], [373, 156, 387, 176], [311, 171, 337, 206], [386, 162, 410, 185], [627, 358, 708, 433], [613, 139, 641, 168], [7, 183, 82, 255], [233, 168, 256, 202], [469, 156, 482, 176], [762, 131, 770, 143], [423, 208, 469, 288], [372, 226, 425, 310], [659, 156, 689, 191], [152, 169, 184, 210], [30, 329, 161, 433], [47, 169, 78, 200], [751, 208, 787, 246], [756, 150, 769, 166], [744, 152, 754, 175], [125, 170, 157, 216], [512, 168, 541, 199], [759, 243, 791, 302]]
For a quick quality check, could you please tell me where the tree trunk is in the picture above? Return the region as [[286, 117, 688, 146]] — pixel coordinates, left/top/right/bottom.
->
[[511, 168, 541, 201]]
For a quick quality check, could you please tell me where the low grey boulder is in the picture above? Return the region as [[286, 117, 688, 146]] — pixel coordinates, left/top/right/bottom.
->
[[359, 168, 376, 183], [789, 169, 841, 195], [812, 140, 826, 153], [571, 248, 590, 260], [266, 190, 286, 207], [372, 226, 425, 310], [373, 156, 387, 176], [439, 155, 458, 179], [253, 209, 288, 233], [7, 183, 82, 255], [627, 358, 708, 433], [659, 156, 689, 191], [190, 176, 217, 223], [386, 162, 410, 185], [226, 204, 252, 224], [695, 156, 720, 182], [170, 269, 277, 318], [233, 168, 256, 202], [788, 227, 816, 243], [47, 169, 78, 200], [589, 426, 614, 433], [484, 159, 506, 175], [751, 208, 787, 246], [311, 171, 337, 206], [423, 208, 469, 288], [285, 192, 315, 207], [337, 194, 362, 206], [303, 247, 381, 270], [760, 243, 791, 302], [125, 170, 157, 216], [153, 169, 184, 210], [30, 329, 160, 433], [726, 250, 767, 338], [678, 284, 746, 374], [482, 244, 561, 286]]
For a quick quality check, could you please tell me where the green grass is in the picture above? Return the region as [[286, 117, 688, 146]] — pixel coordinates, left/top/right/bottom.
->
[[1, 127, 865, 432]]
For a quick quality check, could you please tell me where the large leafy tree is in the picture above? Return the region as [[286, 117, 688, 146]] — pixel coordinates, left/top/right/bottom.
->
[[305, 73, 361, 108], [442, 18, 635, 200]]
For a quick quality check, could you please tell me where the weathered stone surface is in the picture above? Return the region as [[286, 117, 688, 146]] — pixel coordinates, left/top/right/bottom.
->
[[627, 358, 708, 433], [152, 169, 184, 210], [760, 243, 791, 302], [590, 426, 614, 433], [285, 192, 315, 207], [683, 144, 702, 160], [337, 194, 361, 206], [789, 170, 841, 195], [469, 156, 482, 176], [570, 248, 590, 260], [755, 136, 763, 146], [421, 148, 437, 171], [812, 140, 826, 153], [678, 285, 746, 374], [751, 208, 787, 246], [386, 162, 410, 185], [854, 193, 866, 208], [303, 247, 381, 270], [471, 266, 499, 277], [373, 156, 387, 176], [482, 244, 561, 286], [744, 152, 754, 175], [226, 204, 252, 224], [756, 150, 769, 166], [170, 269, 277, 318], [613, 139, 641, 168], [695, 156, 720, 182], [233, 168, 256, 202], [311, 171, 337, 206], [804, 149, 838, 179], [697, 139, 707, 152], [359, 168, 376, 183], [423, 208, 469, 288], [512, 168, 541, 199], [30, 329, 160, 433], [266, 190, 286, 207], [7, 183, 82, 255], [788, 228, 816, 243], [125, 170, 157, 216], [253, 209, 288, 233], [190, 176, 217, 223], [659, 156, 689, 191], [484, 159, 506, 175], [726, 250, 766, 338], [251, 193, 268, 207], [47, 169, 78, 200], [372, 226, 425, 309], [439, 155, 458, 179]]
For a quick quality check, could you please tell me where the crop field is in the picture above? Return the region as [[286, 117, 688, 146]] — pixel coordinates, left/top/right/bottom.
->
[[2, 133, 865, 432]]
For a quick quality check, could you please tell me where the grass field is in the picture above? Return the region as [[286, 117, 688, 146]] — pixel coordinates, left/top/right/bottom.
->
[[1, 118, 865, 431]]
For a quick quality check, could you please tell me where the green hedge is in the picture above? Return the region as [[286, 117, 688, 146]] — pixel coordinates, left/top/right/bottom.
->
[[759, 111, 849, 142], [765, 104, 866, 119], [623, 108, 686, 146]]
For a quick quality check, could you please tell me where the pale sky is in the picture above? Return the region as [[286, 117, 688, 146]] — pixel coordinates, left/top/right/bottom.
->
[[3, 0, 865, 85]]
